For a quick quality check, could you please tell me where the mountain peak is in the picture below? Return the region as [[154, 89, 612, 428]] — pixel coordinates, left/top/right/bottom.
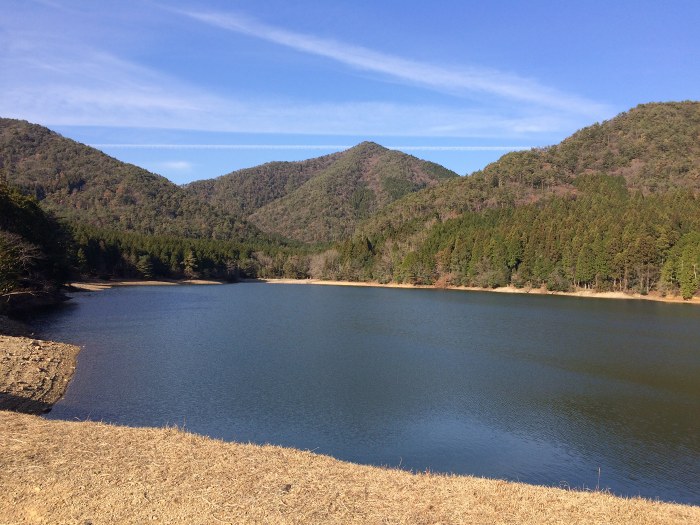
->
[[181, 137, 458, 244], [346, 141, 387, 154]]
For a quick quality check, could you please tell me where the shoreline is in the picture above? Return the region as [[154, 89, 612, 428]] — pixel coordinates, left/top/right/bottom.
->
[[68, 278, 225, 291], [1, 297, 698, 520], [66, 277, 700, 305], [257, 278, 700, 305]]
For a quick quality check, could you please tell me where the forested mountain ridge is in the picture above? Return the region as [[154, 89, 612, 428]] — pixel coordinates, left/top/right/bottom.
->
[[185, 152, 344, 217], [0, 119, 264, 243], [187, 142, 458, 244], [2, 102, 699, 300], [0, 120, 456, 246], [353, 101, 700, 245], [324, 102, 700, 298]]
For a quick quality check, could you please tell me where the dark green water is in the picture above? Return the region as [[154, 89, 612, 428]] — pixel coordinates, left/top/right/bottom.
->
[[36, 283, 700, 504]]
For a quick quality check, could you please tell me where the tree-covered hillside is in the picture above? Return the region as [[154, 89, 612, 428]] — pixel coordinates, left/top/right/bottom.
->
[[354, 102, 700, 247], [323, 102, 700, 298], [2, 102, 699, 300], [185, 153, 344, 216], [0, 183, 71, 312], [243, 142, 457, 243], [0, 120, 456, 246], [186, 142, 457, 244], [0, 119, 262, 242]]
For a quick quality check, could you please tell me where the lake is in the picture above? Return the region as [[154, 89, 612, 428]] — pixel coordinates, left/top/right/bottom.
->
[[35, 283, 700, 504]]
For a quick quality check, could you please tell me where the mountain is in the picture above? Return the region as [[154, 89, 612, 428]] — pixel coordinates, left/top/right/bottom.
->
[[186, 142, 458, 244], [0, 120, 457, 246], [327, 102, 700, 297], [2, 102, 700, 298], [0, 119, 261, 242], [185, 152, 344, 217], [354, 101, 700, 245]]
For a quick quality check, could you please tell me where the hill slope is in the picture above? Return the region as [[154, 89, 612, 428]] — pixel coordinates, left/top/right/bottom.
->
[[0, 184, 71, 311], [328, 102, 700, 297], [187, 142, 458, 244], [0, 119, 260, 242], [355, 101, 700, 243], [185, 152, 344, 217], [3, 103, 700, 296]]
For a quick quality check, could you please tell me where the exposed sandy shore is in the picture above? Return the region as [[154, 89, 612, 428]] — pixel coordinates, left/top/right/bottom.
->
[[1, 411, 698, 525], [69, 278, 224, 291], [259, 278, 700, 305], [0, 334, 79, 414], [68, 277, 699, 305]]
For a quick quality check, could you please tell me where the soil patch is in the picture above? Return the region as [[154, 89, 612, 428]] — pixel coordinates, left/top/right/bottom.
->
[[0, 335, 79, 414]]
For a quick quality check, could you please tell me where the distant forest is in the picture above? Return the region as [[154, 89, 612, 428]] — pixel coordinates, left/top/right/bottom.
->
[[330, 174, 700, 299], [2, 102, 700, 312]]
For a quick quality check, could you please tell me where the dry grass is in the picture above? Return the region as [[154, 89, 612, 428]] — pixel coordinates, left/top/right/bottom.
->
[[1, 412, 697, 525]]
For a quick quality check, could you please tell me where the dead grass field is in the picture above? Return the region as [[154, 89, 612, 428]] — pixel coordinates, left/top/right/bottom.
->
[[1, 412, 698, 525]]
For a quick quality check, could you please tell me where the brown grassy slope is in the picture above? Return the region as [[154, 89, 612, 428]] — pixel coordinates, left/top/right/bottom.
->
[[1, 412, 697, 525]]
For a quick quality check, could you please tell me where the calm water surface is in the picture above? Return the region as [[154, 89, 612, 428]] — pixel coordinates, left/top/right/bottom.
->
[[35, 284, 700, 504]]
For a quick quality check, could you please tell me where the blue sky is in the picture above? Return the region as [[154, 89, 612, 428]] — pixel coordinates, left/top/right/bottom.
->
[[2, 1, 698, 183]]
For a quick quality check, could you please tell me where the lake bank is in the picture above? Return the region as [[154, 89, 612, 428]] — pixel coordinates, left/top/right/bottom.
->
[[2, 285, 698, 521], [2, 410, 698, 524], [65, 276, 700, 306], [259, 278, 700, 305], [0, 330, 79, 415], [68, 278, 225, 291]]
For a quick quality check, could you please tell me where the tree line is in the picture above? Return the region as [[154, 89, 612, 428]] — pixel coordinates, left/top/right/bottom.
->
[[3, 174, 700, 310], [0, 183, 72, 311], [326, 174, 700, 299], [0, 182, 311, 313], [69, 224, 316, 282]]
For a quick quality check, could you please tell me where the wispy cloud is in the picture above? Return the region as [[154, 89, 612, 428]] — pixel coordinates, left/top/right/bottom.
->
[[158, 160, 193, 170], [0, 5, 606, 140], [177, 9, 608, 116], [92, 144, 533, 152], [0, 39, 572, 138]]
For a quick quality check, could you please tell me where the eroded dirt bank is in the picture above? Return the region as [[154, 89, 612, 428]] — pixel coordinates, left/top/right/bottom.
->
[[0, 333, 79, 414]]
